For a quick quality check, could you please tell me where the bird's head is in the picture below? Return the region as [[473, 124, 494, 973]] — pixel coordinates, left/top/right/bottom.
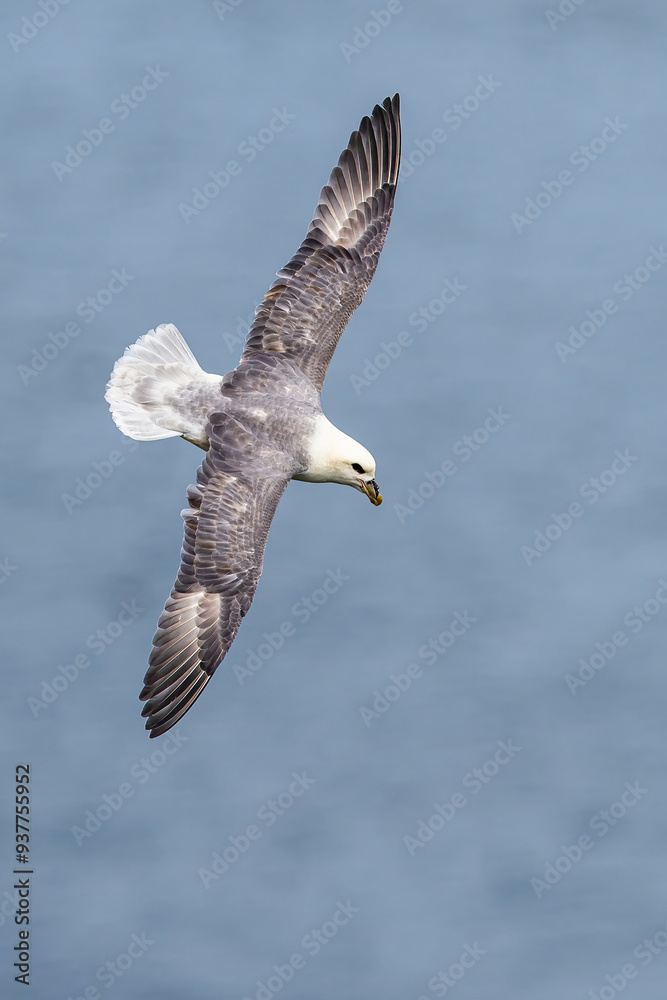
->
[[326, 438, 382, 505], [299, 418, 382, 505]]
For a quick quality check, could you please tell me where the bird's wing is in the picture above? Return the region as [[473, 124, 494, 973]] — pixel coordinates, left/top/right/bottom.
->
[[241, 94, 401, 393], [140, 413, 293, 737]]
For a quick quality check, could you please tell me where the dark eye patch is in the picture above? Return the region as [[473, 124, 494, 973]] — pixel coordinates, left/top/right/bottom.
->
[[352, 462, 365, 474]]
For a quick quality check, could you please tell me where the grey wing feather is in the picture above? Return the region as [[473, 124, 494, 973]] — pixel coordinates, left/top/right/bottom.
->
[[140, 414, 293, 737], [241, 94, 401, 392]]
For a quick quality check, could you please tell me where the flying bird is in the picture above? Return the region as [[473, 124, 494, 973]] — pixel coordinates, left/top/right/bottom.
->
[[106, 95, 401, 737]]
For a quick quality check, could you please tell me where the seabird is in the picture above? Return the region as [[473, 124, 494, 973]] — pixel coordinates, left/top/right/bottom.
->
[[106, 95, 401, 737]]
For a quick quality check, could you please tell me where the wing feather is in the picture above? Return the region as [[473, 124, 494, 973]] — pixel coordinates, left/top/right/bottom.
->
[[241, 94, 401, 391], [140, 416, 293, 737]]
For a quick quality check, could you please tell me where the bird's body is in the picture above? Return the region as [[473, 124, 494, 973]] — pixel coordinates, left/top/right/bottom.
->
[[106, 95, 401, 736]]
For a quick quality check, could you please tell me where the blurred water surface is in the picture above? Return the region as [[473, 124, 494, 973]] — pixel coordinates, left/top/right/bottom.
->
[[3, 2, 667, 997]]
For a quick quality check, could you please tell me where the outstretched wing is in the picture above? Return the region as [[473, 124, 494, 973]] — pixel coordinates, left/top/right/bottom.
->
[[140, 414, 293, 737], [241, 94, 401, 392]]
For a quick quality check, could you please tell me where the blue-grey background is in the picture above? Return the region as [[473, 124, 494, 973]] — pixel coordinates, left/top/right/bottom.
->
[[3, 1, 667, 997]]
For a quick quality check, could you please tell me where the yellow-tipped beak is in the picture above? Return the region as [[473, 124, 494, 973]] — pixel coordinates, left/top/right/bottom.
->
[[361, 479, 382, 506]]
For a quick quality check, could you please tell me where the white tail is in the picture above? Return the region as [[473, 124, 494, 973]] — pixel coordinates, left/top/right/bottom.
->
[[105, 323, 221, 446]]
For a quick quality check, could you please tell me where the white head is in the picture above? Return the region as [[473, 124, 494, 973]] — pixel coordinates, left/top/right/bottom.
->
[[297, 416, 382, 505]]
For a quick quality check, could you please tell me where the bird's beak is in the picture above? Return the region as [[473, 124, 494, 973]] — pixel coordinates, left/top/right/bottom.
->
[[360, 479, 382, 506]]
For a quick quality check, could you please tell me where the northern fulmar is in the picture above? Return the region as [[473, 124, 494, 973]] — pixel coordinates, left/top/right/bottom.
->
[[106, 94, 401, 737]]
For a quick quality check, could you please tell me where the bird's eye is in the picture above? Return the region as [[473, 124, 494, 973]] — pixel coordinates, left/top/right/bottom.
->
[[352, 462, 365, 474]]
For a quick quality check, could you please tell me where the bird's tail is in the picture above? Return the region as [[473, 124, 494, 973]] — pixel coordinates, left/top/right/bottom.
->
[[105, 323, 220, 447]]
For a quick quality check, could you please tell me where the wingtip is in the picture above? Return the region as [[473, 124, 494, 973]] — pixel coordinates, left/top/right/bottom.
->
[[370, 94, 401, 186], [377, 93, 400, 117]]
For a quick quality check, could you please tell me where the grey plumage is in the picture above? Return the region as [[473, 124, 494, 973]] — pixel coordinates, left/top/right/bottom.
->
[[243, 95, 401, 392], [108, 95, 401, 737], [140, 359, 318, 736]]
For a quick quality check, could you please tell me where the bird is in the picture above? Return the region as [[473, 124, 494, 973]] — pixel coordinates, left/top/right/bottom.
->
[[105, 94, 401, 737]]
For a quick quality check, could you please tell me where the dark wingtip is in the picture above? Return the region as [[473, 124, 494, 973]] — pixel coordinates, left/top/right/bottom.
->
[[374, 95, 399, 118], [371, 94, 401, 185]]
